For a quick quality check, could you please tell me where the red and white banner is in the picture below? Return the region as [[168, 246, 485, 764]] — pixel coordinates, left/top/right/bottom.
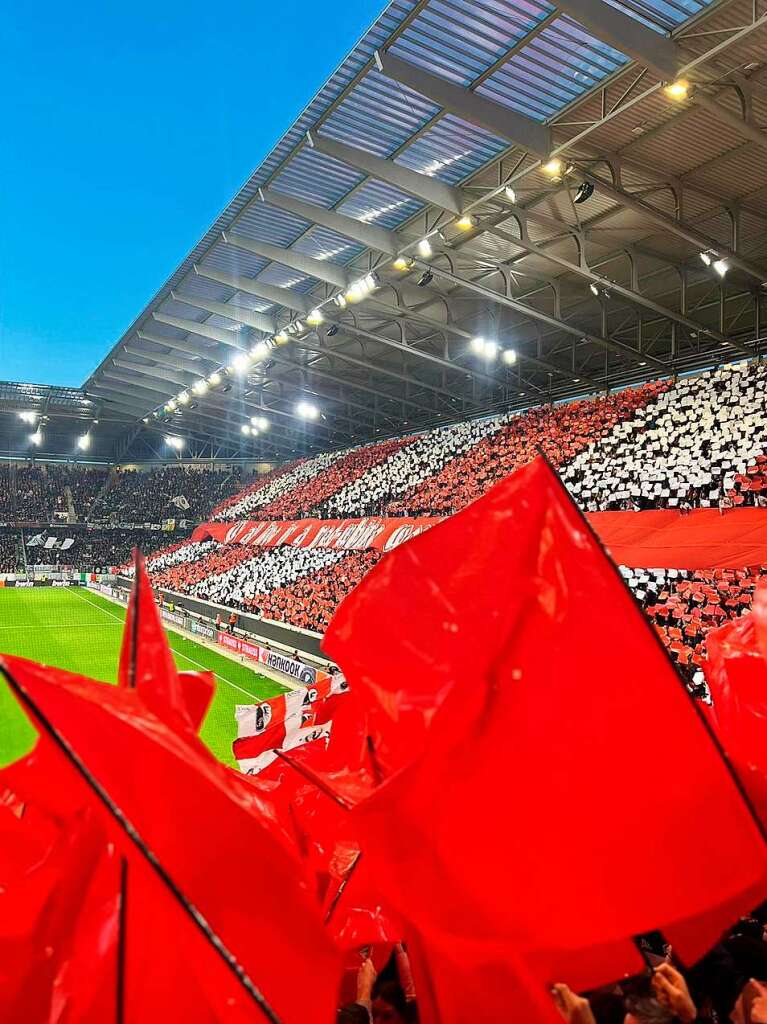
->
[[195, 507, 767, 567], [193, 516, 441, 553], [233, 674, 348, 775]]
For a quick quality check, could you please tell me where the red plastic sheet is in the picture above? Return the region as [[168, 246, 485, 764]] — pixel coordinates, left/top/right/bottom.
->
[[590, 507, 767, 569], [324, 457, 767, 1015]]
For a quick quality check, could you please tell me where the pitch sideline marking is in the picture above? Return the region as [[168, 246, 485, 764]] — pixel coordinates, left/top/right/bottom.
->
[[68, 588, 266, 702]]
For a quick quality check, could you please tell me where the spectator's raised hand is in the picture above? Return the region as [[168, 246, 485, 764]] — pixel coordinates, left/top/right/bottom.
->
[[651, 962, 697, 1023], [551, 983, 596, 1024]]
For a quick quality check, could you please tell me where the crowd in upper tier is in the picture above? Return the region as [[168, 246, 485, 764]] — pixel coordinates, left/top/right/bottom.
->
[[120, 360, 767, 683], [4, 361, 767, 679]]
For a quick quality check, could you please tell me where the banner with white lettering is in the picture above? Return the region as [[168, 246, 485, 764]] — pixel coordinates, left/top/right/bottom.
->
[[192, 515, 441, 553]]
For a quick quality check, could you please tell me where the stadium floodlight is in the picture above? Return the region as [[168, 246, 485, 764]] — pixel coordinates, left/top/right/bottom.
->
[[250, 341, 269, 361], [307, 308, 324, 325], [344, 279, 368, 304], [192, 379, 208, 395], [230, 351, 251, 374], [241, 424, 251, 435], [255, 416, 269, 431], [456, 214, 476, 230], [30, 431, 43, 445], [178, 391, 191, 405], [542, 158, 565, 178], [77, 434, 91, 451], [502, 348, 517, 365], [470, 336, 486, 354], [333, 294, 347, 309], [274, 330, 289, 343], [483, 341, 498, 360], [417, 237, 432, 258], [663, 79, 690, 101], [18, 411, 37, 424], [713, 259, 729, 278], [142, 417, 150, 424], [393, 256, 413, 271], [589, 282, 600, 296], [207, 371, 222, 387], [165, 435, 184, 450], [296, 401, 319, 420], [504, 186, 516, 203]]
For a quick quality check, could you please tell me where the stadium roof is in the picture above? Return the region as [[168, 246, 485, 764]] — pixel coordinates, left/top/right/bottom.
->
[[76, 0, 767, 461]]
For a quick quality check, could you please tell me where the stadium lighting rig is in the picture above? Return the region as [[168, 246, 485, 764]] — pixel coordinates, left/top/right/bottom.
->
[[296, 401, 320, 420], [77, 433, 91, 451], [18, 411, 37, 424], [165, 435, 185, 451]]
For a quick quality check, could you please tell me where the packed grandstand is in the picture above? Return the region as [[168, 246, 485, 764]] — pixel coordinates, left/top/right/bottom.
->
[[1, 359, 766, 695]]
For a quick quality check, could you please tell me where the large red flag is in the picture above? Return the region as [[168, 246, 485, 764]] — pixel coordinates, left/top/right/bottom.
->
[[704, 580, 767, 826], [0, 652, 341, 1023], [325, 457, 767, 1009]]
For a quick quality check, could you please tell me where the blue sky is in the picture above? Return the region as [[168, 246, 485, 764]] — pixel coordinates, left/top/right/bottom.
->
[[0, 1, 385, 387]]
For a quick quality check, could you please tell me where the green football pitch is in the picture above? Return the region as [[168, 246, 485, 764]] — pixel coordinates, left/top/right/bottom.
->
[[0, 587, 287, 769]]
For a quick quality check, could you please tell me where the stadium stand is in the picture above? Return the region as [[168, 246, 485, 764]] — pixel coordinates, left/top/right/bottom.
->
[[0, 529, 21, 573], [130, 363, 767, 677], [96, 465, 251, 522]]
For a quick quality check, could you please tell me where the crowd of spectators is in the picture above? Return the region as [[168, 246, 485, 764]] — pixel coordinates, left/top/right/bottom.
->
[[13, 464, 109, 521], [254, 437, 414, 521], [23, 528, 178, 571], [96, 465, 252, 523], [387, 382, 667, 516], [213, 452, 347, 521], [0, 529, 21, 573], [564, 361, 767, 511], [255, 550, 381, 632]]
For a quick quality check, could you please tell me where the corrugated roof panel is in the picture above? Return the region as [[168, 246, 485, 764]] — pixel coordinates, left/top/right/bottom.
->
[[256, 264, 318, 294], [199, 240, 267, 278], [230, 292, 276, 314], [269, 146, 364, 208], [336, 178, 423, 229], [397, 112, 508, 183], [320, 70, 439, 156], [477, 15, 628, 120], [231, 201, 310, 248], [389, 0, 555, 86], [176, 273, 233, 304], [291, 226, 365, 265]]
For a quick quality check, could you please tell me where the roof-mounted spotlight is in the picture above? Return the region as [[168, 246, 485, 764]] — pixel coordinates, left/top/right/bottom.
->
[[241, 424, 251, 435], [713, 258, 729, 278], [589, 282, 600, 297], [502, 348, 517, 365], [165, 435, 184, 450], [663, 79, 690, 101], [470, 336, 486, 354], [18, 411, 37, 424], [250, 341, 269, 361], [573, 181, 594, 204], [30, 430, 43, 446], [699, 251, 713, 266], [456, 214, 477, 230], [192, 379, 208, 395], [274, 330, 289, 344], [142, 417, 150, 424], [77, 434, 91, 451], [167, 399, 178, 412], [296, 401, 319, 420], [417, 269, 433, 287], [187, 402, 198, 410], [326, 324, 339, 337], [251, 415, 269, 431], [393, 255, 414, 271], [417, 238, 433, 258], [333, 294, 347, 309], [542, 158, 565, 180], [504, 185, 517, 203], [307, 308, 324, 325], [178, 391, 190, 405], [208, 371, 222, 387], [230, 351, 251, 374]]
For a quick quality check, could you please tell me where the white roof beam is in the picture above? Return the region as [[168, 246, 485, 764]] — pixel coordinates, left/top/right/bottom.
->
[[308, 132, 465, 215], [170, 289, 275, 333], [136, 329, 222, 363], [260, 187, 398, 255], [152, 312, 246, 350], [553, 0, 679, 80], [220, 232, 350, 289], [375, 49, 551, 159], [192, 263, 312, 314]]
